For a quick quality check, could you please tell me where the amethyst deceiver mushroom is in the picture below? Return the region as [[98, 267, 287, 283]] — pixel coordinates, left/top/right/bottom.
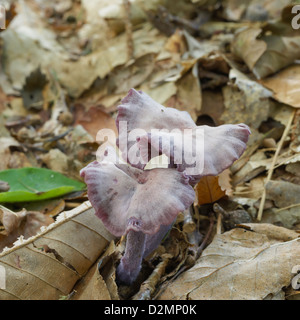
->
[[80, 147, 195, 284], [117, 89, 251, 184], [80, 88, 251, 285]]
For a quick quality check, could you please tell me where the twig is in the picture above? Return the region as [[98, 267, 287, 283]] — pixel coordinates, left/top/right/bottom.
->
[[276, 203, 300, 213], [196, 213, 214, 258], [182, 206, 196, 233], [216, 213, 222, 234], [123, 0, 134, 61], [132, 254, 171, 300], [257, 109, 296, 221]]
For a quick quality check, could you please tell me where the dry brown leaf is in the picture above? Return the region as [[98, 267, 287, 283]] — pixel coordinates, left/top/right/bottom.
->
[[231, 28, 267, 70], [97, 240, 122, 301], [234, 176, 265, 200], [0, 137, 21, 171], [164, 64, 202, 121], [221, 69, 272, 129], [253, 36, 300, 79], [0, 206, 26, 234], [200, 90, 225, 125], [237, 223, 299, 242], [265, 180, 300, 208], [158, 227, 300, 300], [195, 176, 226, 206], [23, 199, 66, 218], [0, 206, 54, 251], [74, 104, 117, 140], [40, 149, 69, 175], [0, 202, 115, 300], [0, 181, 10, 193], [231, 27, 300, 79], [260, 64, 300, 108], [71, 263, 111, 300], [218, 169, 233, 197]]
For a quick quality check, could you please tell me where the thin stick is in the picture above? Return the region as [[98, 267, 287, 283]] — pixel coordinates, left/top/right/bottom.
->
[[123, 0, 134, 61], [182, 207, 196, 233], [197, 213, 214, 258], [132, 255, 171, 300], [257, 109, 296, 221], [216, 213, 222, 234], [276, 203, 300, 213]]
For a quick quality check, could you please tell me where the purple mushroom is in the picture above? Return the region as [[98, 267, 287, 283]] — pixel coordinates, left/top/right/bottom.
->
[[80, 147, 195, 284], [117, 89, 251, 184], [80, 88, 251, 285]]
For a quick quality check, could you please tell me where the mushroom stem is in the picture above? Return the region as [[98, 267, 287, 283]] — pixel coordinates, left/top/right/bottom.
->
[[143, 222, 174, 259], [116, 230, 146, 285]]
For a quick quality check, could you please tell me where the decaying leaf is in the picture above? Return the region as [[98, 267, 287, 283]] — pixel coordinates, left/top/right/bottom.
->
[[231, 28, 267, 71], [70, 263, 111, 300], [0, 181, 10, 193], [158, 226, 300, 300], [0, 202, 115, 300], [1, 0, 300, 301], [231, 27, 300, 79], [221, 69, 272, 129], [0, 137, 21, 171], [260, 64, 300, 108], [266, 180, 300, 208], [40, 149, 69, 175], [261, 205, 300, 229], [74, 104, 117, 140], [0, 205, 54, 252], [237, 223, 299, 242], [195, 176, 226, 206]]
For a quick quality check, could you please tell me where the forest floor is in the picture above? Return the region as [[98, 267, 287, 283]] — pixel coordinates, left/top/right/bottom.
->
[[0, 0, 300, 300]]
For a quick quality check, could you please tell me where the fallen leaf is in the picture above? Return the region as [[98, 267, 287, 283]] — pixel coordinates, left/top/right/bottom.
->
[[23, 198, 66, 218], [238, 223, 299, 242], [231, 28, 267, 71], [0, 205, 54, 251], [0, 202, 115, 300], [260, 64, 300, 108], [158, 227, 300, 300], [199, 89, 225, 125], [165, 63, 202, 121], [74, 104, 117, 140], [231, 28, 300, 79], [0, 137, 21, 171], [218, 169, 233, 196], [266, 180, 300, 208], [221, 68, 272, 129], [261, 205, 300, 229], [71, 263, 111, 300], [40, 149, 69, 175], [195, 176, 226, 206], [0, 181, 10, 193]]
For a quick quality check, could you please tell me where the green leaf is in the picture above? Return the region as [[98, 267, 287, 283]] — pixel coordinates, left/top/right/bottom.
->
[[0, 168, 86, 203]]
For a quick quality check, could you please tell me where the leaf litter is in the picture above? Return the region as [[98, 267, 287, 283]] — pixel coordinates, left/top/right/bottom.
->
[[0, 0, 300, 300]]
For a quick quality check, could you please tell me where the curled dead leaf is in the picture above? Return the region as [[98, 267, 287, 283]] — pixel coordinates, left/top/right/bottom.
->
[[260, 64, 300, 108], [158, 226, 300, 300], [0, 205, 54, 252], [195, 175, 226, 206], [0, 202, 115, 300]]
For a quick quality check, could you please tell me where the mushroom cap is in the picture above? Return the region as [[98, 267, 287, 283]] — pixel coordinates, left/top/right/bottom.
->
[[80, 148, 195, 237], [116, 89, 250, 184], [137, 123, 251, 184], [116, 88, 196, 169]]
